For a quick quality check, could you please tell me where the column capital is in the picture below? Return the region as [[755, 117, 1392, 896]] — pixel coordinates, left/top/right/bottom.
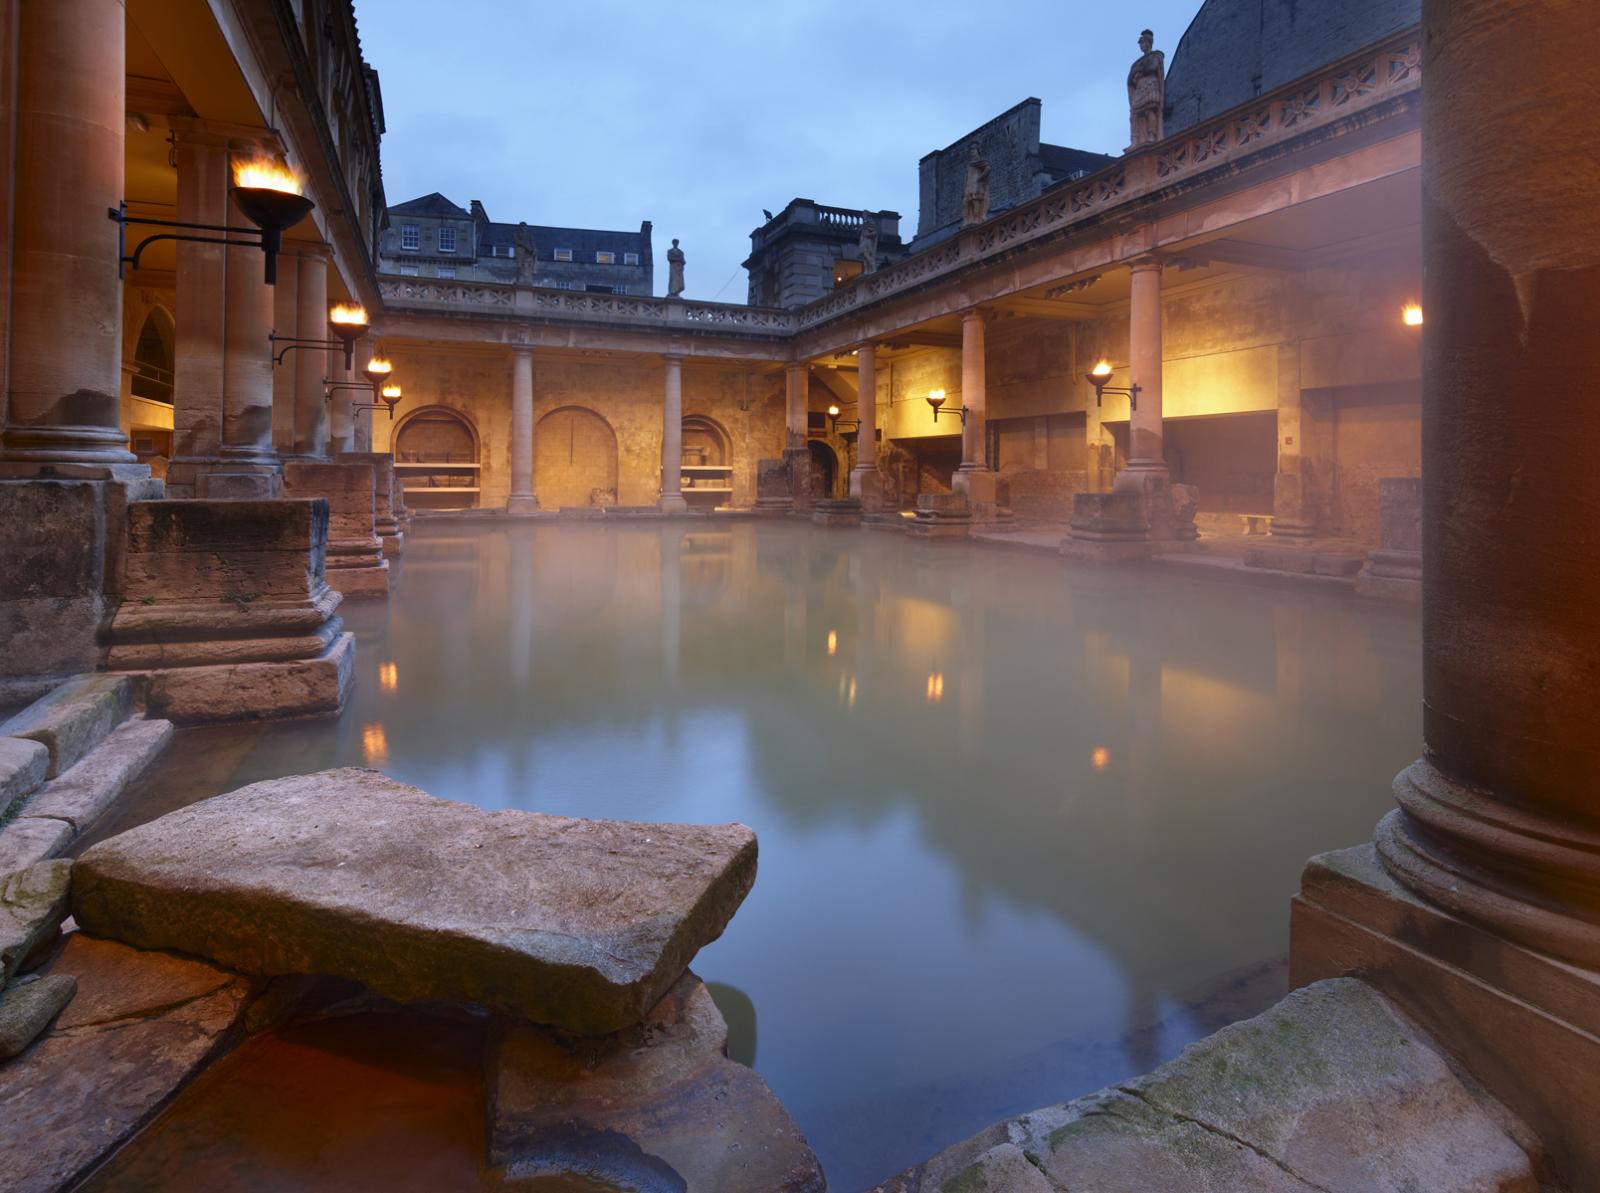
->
[[511, 344, 534, 361], [660, 352, 684, 365], [1127, 253, 1165, 274], [169, 115, 282, 155], [960, 306, 992, 323]]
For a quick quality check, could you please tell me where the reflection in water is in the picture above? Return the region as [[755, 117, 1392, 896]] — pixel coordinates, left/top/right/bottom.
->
[[705, 981, 758, 1068], [113, 521, 1420, 1190], [378, 662, 398, 693]]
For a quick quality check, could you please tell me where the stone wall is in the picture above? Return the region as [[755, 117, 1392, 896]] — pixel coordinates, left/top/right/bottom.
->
[[917, 100, 1049, 239], [373, 348, 785, 510]]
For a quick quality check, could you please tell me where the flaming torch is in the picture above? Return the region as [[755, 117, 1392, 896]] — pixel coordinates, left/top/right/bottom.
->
[[327, 303, 370, 369], [230, 156, 313, 284]]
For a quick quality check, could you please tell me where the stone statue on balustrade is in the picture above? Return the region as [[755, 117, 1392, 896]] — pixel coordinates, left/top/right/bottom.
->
[[962, 147, 990, 227], [857, 213, 879, 274], [1127, 28, 1165, 149], [514, 221, 537, 285], [666, 238, 686, 298]]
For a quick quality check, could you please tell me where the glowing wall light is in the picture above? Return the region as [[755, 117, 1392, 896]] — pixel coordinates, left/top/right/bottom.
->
[[1402, 303, 1424, 327]]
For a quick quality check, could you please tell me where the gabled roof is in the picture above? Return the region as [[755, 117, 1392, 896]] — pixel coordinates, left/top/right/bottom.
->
[[388, 192, 471, 219]]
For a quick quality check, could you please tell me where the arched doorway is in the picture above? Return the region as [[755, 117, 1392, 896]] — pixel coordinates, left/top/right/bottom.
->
[[681, 414, 732, 509], [536, 406, 618, 509], [129, 308, 175, 467], [394, 406, 481, 509], [808, 440, 838, 500]]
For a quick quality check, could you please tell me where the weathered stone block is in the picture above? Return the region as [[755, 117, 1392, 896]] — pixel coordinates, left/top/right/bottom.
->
[[0, 973, 76, 1059], [812, 497, 862, 527], [338, 451, 404, 554], [72, 768, 759, 1035], [20, 718, 173, 834], [0, 820, 73, 880], [490, 972, 824, 1191], [0, 674, 135, 778], [0, 737, 50, 816], [106, 499, 355, 724], [282, 462, 389, 597], [1069, 488, 1146, 539], [0, 861, 72, 986], [0, 934, 257, 1193]]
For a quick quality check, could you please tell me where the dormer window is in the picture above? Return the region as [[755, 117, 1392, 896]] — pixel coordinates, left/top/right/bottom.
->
[[595, 251, 615, 264], [623, 252, 640, 265], [553, 248, 573, 262]]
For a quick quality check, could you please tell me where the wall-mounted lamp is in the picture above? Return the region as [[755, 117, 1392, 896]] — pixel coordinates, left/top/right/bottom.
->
[[271, 303, 370, 370], [1085, 360, 1139, 411], [109, 155, 313, 284], [826, 402, 861, 441], [926, 388, 968, 426], [1401, 303, 1424, 328], [363, 356, 394, 386], [351, 383, 403, 419]]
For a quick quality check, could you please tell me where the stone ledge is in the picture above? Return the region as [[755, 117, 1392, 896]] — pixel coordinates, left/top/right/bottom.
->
[[0, 675, 136, 779], [134, 631, 355, 724]]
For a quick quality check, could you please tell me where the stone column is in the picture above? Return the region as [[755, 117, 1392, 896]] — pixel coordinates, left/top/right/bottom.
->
[[289, 247, 330, 460], [328, 342, 357, 453], [507, 347, 537, 513], [785, 362, 808, 450], [1291, 1, 1600, 1180], [210, 183, 281, 497], [1125, 256, 1165, 472], [850, 342, 882, 510], [952, 309, 997, 517], [659, 354, 686, 513], [0, 0, 132, 468], [1269, 341, 1316, 536], [167, 124, 232, 495]]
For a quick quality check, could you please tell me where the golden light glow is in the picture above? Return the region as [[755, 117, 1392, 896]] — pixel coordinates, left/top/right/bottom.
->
[[1091, 360, 1114, 378], [925, 672, 945, 703], [1402, 303, 1424, 327], [329, 303, 369, 327], [827, 403, 841, 419], [232, 156, 303, 194], [378, 662, 398, 692], [1091, 746, 1111, 771], [827, 630, 838, 656], [927, 388, 946, 408], [380, 383, 402, 400], [362, 722, 389, 765], [365, 357, 394, 377]]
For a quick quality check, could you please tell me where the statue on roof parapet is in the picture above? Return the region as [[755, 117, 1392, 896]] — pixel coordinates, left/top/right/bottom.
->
[[1128, 28, 1165, 150], [666, 238, 686, 298], [857, 212, 880, 274], [962, 146, 990, 227]]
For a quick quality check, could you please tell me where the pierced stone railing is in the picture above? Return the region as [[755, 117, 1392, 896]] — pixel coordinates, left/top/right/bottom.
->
[[378, 278, 799, 337], [793, 27, 1421, 333]]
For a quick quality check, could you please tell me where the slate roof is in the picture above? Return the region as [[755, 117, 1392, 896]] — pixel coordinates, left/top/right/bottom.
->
[[1039, 143, 1118, 182], [1163, 0, 1420, 134], [525, 225, 649, 263], [389, 192, 471, 219]]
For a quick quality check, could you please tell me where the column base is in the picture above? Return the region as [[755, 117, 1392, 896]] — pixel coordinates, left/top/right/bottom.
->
[[506, 495, 541, 516], [327, 539, 390, 599], [1065, 468, 1198, 549], [1355, 549, 1422, 602], [951, 466, 998, 522], [167, 458, 281, 500], [657, 494, 688, 514], [1291, 840, 1600, 1188], [906, 492, 972, 540], [812, 498, 862, 527], [849, 467, 885, 513]]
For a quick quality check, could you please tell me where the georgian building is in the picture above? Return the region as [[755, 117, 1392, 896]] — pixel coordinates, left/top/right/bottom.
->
[[378, 192, 654, 294]]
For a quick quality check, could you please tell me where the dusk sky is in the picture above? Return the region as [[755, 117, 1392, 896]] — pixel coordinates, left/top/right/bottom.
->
[[356, 1, 1206, 301]]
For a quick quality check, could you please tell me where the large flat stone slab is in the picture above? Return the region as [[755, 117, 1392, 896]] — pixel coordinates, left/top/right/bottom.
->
[[20, 716, 173, 834], [873, 978, 1538, 1193], [0, 934, 257, 1193], [71, 768, 759, 1035], [490, 971, 824, 1191], [0, 818, 73, 878], [0, 674, 135, 778]]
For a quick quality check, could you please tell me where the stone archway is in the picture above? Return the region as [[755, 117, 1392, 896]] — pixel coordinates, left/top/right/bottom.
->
[[536, 406, 619, 509], [808, 439, 838, 499], [394, 405, 481, 509]]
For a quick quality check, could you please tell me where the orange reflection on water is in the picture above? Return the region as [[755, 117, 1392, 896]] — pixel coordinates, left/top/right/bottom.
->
[[362, 723, 389, 765], [827, 630, 838, 657], [925, 672, 944, 703], [1091, 745, 1111, 771], [378, 662, 398, 692]]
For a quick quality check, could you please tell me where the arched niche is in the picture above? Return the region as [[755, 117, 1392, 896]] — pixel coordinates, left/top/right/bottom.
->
[[394, 405, 481, 509], [131, 307, 175, 404], [535, 405, 619, 510]]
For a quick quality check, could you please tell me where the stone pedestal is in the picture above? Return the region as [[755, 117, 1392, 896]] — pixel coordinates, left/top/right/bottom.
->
[[104, 499, 354, 723], [850, 463, 884, 512], [1355, 476, 1422, 602], [281, 462, 389, 598], [338, 452, 404, 556], [812, 497, 862, 527], [906, 492, 971, 540], [1062, 472, 1197, 559], [752, 458, 793, 515], [0, 477, 160, 705]]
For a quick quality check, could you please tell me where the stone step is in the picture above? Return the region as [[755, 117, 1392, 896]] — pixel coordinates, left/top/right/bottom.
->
[[70, 767, 759, 1035], [0, 674, 136, 778], [0, 861, 72, 987], [19, 717, 174, 836], [490, 971, 824, 1191], [0, 737, 49, 819], [873, 977, 1540, 1193]]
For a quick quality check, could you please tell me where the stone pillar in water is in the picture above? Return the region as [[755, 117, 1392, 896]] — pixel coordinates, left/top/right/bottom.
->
[[850, 341, 882, 511], [0, 0, 131, 468], [289, 246, 331, 460], [658, 354, 686, 513], [507, 347, 538, 513], [952, 309, 995, 519], [1291, 0, 1600, 1178], [1125, 256, 1165, 473]]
